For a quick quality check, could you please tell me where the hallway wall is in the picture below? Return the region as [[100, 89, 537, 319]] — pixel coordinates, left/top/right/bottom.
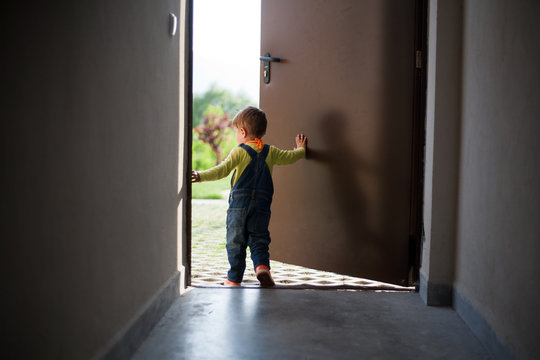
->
[[3, 1, 183, 358], [455, 0, 540, 358], [420, 0, 462, 306]]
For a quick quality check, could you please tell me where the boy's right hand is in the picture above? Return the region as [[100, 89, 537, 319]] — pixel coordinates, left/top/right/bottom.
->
[[191, 170, 201, 183], [295, 134, 308, 149]]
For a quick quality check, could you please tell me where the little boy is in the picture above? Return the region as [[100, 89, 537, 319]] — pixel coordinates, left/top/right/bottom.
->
[[192, 106, 307, 287]]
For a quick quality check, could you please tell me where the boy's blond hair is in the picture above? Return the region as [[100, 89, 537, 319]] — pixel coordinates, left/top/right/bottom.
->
[[232, 106, 267, 138]]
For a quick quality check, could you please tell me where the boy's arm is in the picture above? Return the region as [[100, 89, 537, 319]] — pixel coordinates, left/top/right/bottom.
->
[[196, 147, 240, 182], [271, 134, 308, 165], [271, 147, 306, 165]]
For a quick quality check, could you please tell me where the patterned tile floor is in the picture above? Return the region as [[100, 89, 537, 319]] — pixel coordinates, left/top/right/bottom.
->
[[191, 199, 413, 291]]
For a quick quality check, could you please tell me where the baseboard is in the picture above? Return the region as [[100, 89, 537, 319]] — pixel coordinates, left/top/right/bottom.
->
[[419, 273, 453, 306], [453, 288, 515, 360], [94, 270, 182, 360]]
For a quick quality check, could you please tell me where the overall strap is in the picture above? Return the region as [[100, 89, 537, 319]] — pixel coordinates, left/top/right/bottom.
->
[[259, 144, 270, 160], [239, 143, 257, 159], [239, 143, 271, 161]]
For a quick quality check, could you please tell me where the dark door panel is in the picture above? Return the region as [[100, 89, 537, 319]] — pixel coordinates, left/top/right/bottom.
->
[[261, 0, 416, 285]]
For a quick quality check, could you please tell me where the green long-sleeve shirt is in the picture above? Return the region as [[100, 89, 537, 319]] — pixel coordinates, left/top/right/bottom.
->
[[198, 143, 306, 187]]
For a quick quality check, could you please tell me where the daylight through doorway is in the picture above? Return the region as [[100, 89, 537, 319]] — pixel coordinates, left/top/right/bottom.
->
[[190, 0, 413, 291]]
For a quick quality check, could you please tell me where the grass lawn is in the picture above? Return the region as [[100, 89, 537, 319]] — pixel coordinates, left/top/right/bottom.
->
[[191, 199, 228, 251], [192, 175, 232, 199]]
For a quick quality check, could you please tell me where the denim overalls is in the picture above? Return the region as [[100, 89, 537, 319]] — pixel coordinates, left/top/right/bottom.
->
[[226, 143, 274, 283]]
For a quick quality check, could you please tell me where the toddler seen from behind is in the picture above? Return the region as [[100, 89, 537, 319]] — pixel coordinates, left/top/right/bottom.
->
[[192, 106, 307, 287]]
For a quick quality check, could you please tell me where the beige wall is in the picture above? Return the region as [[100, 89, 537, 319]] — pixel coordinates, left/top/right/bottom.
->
[[3, 1, 184, 358], [455, 0, 540, 358]]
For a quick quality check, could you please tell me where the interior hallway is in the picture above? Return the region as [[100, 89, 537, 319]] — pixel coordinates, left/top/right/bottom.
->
[[133, 288, 490, 359], [5, 1, 539, 359]]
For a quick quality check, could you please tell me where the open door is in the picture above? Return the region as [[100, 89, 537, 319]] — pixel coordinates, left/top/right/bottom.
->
[[261, 0, 417, 285]]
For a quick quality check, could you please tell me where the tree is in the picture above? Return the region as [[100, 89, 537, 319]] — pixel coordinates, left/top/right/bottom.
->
[[193, 84, 254, 126], [194, 105, 231, 165]]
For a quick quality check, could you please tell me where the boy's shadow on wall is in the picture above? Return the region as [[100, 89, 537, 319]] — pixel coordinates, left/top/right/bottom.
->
[[306, 110, 391, 272]]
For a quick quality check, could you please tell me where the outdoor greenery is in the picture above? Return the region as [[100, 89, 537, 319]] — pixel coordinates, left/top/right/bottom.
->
[[194, 106, 233, 166], [193, 84, 253, 127], [191, 175, 232, 200], [192, 85, 256, 199], [191, 199, 228, 251]]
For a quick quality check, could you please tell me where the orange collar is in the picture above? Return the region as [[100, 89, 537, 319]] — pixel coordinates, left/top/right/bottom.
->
[[245, 138, 264, 150]]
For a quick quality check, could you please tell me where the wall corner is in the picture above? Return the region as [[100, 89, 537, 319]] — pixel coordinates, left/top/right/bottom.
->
[[419, 272, 453, 306]]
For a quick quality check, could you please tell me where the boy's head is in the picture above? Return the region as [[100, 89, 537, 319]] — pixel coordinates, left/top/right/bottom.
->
[[232, 106, 267, 139]]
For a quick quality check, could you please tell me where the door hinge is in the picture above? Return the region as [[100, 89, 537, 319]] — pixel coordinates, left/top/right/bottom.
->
[[415, 50, 422, 69]]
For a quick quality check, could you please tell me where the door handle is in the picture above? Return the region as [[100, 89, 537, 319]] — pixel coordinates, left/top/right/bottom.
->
[[260, 53, 281, 84]]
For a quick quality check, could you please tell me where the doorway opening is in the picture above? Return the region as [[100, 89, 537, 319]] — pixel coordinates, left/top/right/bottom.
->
[[190, 0, 262, 287], [189, 0, 414, 291]]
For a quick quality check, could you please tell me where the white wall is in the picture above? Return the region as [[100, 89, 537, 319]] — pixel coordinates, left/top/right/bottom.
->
[[455, 0, 540, 358], [3, 1, 185, 358]]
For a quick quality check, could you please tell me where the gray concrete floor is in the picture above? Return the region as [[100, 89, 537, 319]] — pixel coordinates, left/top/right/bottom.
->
[[133, 288, 490, 360]]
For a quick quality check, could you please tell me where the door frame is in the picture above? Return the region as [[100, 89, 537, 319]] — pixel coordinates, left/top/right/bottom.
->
[[182, 0, 428, 288], [408, 0, 428, 286], [182, 0, 194, 287]]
